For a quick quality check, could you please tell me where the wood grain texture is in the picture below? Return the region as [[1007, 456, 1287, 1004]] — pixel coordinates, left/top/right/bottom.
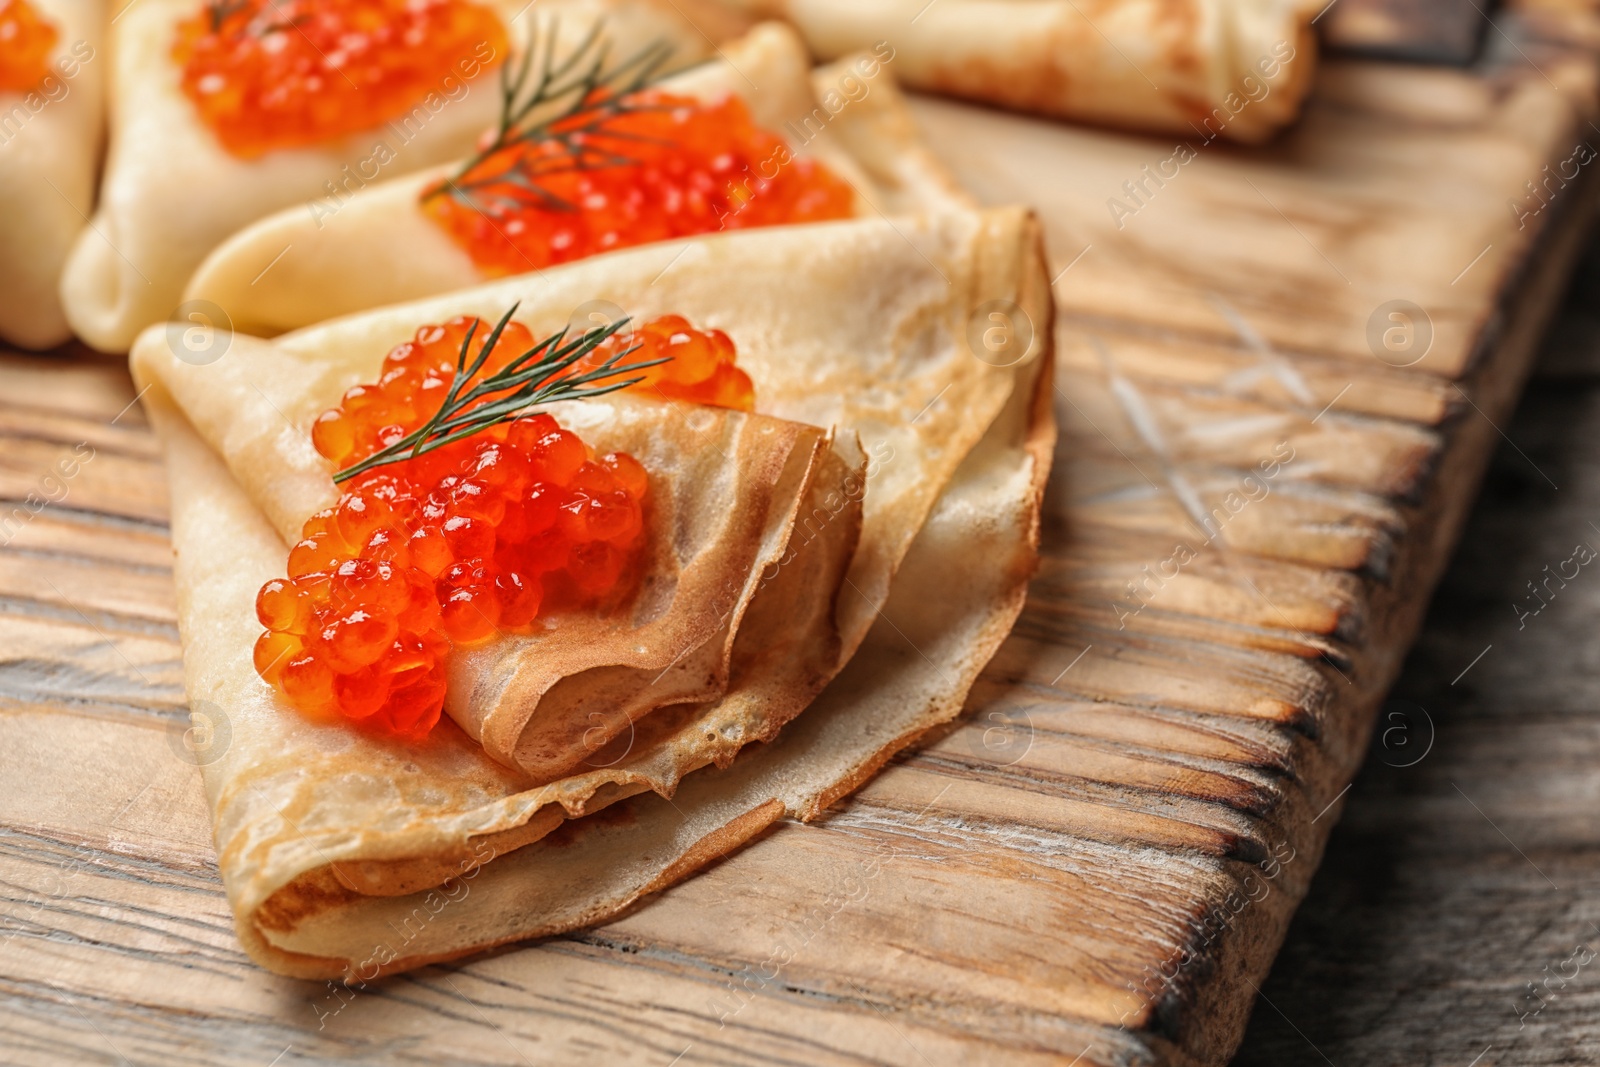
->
[[1233, 242, 1600, 1067], [2, 38, 1599, 1067]]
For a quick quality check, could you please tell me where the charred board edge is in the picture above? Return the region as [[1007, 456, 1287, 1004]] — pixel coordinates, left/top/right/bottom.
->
[[1162, 138, 1600, 1067]]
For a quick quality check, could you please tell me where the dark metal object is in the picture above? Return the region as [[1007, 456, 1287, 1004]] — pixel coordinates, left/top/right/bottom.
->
[[1320, 0, 1497, 65]]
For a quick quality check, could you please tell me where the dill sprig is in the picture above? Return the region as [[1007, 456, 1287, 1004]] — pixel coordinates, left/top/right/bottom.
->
[[423, 21, 677, 215], [206, 0, 307, 37], [206, 0, 251, 32], [333, 303, 666, 484]]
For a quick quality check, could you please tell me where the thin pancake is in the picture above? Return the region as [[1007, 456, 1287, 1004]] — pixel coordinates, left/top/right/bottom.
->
[[180, 21, 972, 336], [0, 0, 104, 349], [133, 328, 853, 782], [59, 0, 712, 352], [163, 279, 1052, 977], [145, 210, 1044, 779], [271, 208, 1044, 668], [715, 0, 1319, 142], [146, 207, 1052, 977]]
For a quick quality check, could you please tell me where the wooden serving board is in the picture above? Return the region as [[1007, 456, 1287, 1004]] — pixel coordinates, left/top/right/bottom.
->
[[3, 25, 1599, 1067]]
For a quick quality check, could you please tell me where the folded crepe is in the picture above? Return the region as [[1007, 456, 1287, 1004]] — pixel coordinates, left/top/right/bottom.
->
[[138, 324, 859, 783], [138, 207, 1053, 976], [59, 0, 712, 353], [713, 0, 1320, 142], [182, 21, 972, 336], [0, 0, 104, 350]]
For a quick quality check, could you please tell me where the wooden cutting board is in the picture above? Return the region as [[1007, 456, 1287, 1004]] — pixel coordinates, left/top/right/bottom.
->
[[3, 26, 1599, 1067]]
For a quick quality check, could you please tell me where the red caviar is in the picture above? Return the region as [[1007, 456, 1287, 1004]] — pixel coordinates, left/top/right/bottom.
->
[[173, 0, 506, 158], [0, 0, 58, 93], [256, 313, 752, 738], [425, 89, 857, 275], [581, 315, 754, 412]]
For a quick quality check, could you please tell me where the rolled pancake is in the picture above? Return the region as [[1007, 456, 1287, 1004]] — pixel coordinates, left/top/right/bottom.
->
[[181, 21, 973, 336], [0, 0, 104, 350], [58, 0, 713, 353], [714, 0, 1320, 142], [150, 265, 1053, 978], [133, 326, 856, 783]]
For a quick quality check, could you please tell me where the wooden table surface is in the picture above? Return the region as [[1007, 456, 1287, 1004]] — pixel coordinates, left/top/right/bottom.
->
[[4, 24, 1600, 1067], [1233, 241, 1600, 1067]]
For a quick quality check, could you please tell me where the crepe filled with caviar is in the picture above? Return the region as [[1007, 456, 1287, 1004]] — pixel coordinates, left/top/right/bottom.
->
[[134, 207, 1053, 977], [58, 0, 712, 353], [182, 21, 971, 336], [712, 0, 1318, 141], [0, 0, 103, 349]]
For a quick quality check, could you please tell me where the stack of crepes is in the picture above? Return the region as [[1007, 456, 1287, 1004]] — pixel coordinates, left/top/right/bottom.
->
[[10, 0, 1060, 978], [132, 202, 1054, 978], [8, 0, 1068, 981]]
